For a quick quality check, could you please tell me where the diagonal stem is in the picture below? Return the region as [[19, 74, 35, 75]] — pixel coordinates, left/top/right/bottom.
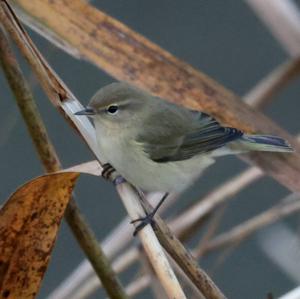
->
[[140, 196, 227, 299]]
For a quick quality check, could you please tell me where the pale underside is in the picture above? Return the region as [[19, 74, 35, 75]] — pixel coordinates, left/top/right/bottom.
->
[[95, 123, 216, 193]]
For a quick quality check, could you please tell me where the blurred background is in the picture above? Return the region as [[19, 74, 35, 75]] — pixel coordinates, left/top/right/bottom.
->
[[1, 1, 300, 298]]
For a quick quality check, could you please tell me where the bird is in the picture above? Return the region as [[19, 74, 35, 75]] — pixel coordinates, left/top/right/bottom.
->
[[75, 82, 293, 233]]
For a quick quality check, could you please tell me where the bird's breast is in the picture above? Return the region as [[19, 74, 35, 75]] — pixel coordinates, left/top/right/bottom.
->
[[95, 128, 214, 193]]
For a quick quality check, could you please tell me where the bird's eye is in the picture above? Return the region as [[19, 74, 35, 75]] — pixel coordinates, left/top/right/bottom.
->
[[106, 105, 119, 115]]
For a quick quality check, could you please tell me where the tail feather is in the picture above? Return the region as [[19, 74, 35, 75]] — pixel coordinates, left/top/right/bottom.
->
[[240, 134, 294, 153]]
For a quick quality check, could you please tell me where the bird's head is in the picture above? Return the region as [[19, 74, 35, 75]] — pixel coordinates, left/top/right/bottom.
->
[[75, 82, 153, 130]]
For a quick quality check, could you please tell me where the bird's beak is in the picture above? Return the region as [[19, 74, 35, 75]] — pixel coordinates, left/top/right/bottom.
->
[[74, 107, 95, 116]]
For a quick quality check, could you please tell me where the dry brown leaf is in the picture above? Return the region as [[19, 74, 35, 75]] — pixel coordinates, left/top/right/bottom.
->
[[0, 172, 79, 299]]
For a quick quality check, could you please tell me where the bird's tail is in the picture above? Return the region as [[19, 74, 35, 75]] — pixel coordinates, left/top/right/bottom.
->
[[238, 134, 294, 153]]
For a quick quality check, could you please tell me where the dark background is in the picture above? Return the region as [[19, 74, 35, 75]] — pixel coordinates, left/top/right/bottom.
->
[[1, 1, 300, 298]]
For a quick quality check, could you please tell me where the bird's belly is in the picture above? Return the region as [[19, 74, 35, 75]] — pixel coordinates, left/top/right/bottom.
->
[[126, 156, 215, 193], [98, 135, 214, 192]]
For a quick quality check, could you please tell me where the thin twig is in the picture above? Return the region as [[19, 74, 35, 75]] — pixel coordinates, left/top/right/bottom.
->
[[126, 275, 151, 297], [244, 58, 300, 108], [125, 254, 206, 299], [200, 193, 300, 255], [279, 286, 300, 299], [66, 248, 138, 299], [63, 201, 130, 299], [195, 206, 228, 259], [46, 217, 132, 299], [246, 0, 300, 56], [139, 247, 169, 299], [140, 197, 227, 299], [170, 167, 263, 234], [0, 27, 128, 299], [258, 223, 300, 282], [0, 29, 60, 172]]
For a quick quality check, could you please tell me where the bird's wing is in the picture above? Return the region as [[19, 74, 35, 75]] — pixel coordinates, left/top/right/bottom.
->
[[136, 109, 243, 163]]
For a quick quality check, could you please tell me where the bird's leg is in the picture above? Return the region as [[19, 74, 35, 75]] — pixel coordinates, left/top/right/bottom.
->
[[101, 163, 116, 180], [131, 192, 169, 236], [102, 163, 127, 185]]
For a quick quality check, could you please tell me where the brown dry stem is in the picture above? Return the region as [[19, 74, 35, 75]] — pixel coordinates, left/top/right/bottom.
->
[[246, 0, 300, 57], [140, 197, 227, 299], [200, 193, 300, 255], [244, 58, 300, 108]]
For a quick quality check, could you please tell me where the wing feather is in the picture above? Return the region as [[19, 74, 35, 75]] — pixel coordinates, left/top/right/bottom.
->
[[136, 105, 243, 163]]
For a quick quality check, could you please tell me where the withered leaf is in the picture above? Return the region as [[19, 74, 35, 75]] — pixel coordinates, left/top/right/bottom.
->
[[0, 172, 79, 299]]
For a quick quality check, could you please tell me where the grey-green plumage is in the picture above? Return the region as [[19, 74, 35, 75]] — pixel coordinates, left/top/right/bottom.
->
[[76, 82, 293, 193], [137, 111, 243, 163]]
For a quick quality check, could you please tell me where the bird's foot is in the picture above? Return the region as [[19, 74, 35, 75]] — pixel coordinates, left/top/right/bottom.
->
[[113, 175, 126, 186], [130, 211, 155, 236], [130, 192, 169, 236]]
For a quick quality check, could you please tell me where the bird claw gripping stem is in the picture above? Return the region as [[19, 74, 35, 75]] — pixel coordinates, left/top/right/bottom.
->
[[130, 212, 156, 236]]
